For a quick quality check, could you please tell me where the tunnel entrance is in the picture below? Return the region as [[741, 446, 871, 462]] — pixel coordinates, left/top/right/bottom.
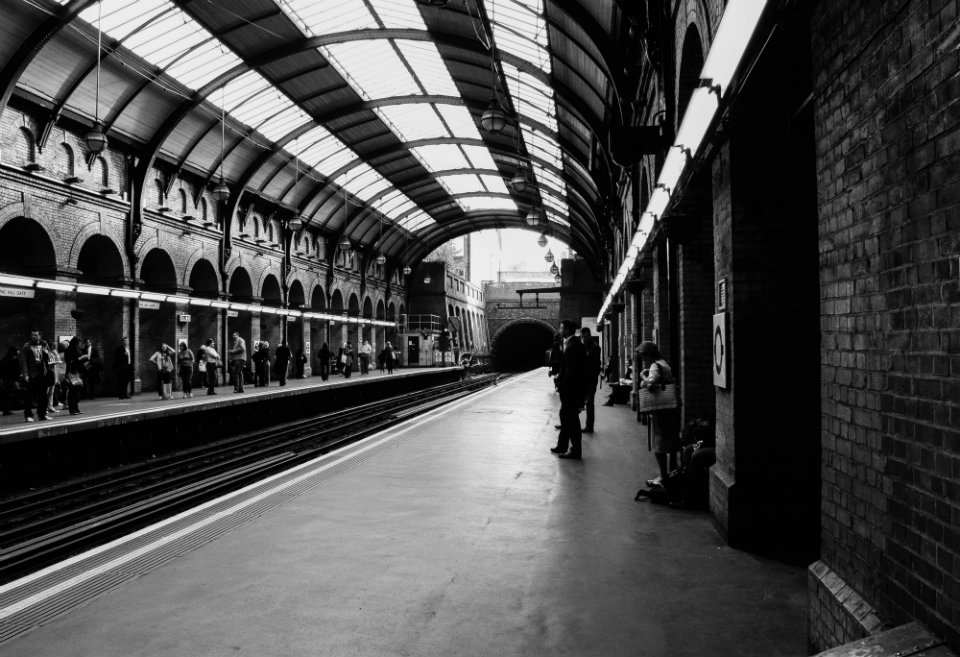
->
[[492, 322, 556, 372]]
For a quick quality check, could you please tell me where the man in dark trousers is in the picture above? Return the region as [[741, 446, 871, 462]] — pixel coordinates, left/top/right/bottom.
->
[[19, 330, 49, 423], [274, 340, 292, 386], [580, 327, 602, 433], [551, 319, 586, 459], [113, 336, 133, 398]]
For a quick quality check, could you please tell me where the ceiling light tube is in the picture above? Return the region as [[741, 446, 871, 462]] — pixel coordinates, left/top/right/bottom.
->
[[76, 285, 112, 296], [657, 148, 687, 197], [647, 186, 671, 220], [36, 281, 76, 292], [139, 292, 167, 302], [189, 298, 213, 307], [211, 301, 230, 309], [674, 88, 719, 157], [0, 274, 36, 287], [166, 295, 192, 305], [111, 289, 140, 299], [700, 0, 769, 97]]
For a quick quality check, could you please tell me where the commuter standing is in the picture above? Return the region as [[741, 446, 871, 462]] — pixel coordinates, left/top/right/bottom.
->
[[382, 341, 395, 374], [20, 330, 49, 422], [360, 340, 373, 374], [254, 341, 271, 387], [548, 334, 563, 391], [318, 342, 331, 381], [551, 319, 586, 459], [275, 340, 291, 386], [82, 338, 102, 400], [295, 347, 307, 379], [200, 339, 221, 395], [341, 342, 355, 378], [580, 327, 602, 433], [44, 340, 63, 413], [177, 341, 195, 398], [63, 336, 84, 415], [229, 332, 247, 393], [637, 341, 679, 488], [113, 336, 133, 399]]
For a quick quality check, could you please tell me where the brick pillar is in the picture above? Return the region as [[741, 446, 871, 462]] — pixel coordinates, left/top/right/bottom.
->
[[677, 210, 716, 427]]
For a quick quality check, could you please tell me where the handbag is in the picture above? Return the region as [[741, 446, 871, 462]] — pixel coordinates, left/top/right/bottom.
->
[[198, 360, 207, 372], [637, 382, 679, 413], [67, 372, 83, 387]]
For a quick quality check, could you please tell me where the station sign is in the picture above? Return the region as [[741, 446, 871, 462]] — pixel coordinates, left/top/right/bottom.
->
[[226, 310, 239, 318], [139, 300, 161, 310], [178, 314, 191, 323], [0, 286, 35, 299]]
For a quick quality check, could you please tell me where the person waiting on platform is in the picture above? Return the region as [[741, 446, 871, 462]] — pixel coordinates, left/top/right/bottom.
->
[[295, 347, 307, 379], [63, 336, 85, 415], [45, 339, 64, 413], [636, 342, 680, 489], [381, 342, 395, 374], [275, 340, 291, 386], [228, 332, 247, 393], [580, 327, 602, 433], [82, 338, 102, 401], [177, 341, 195, 399], [113, 336, 133, 399], [341, 342, 355, 378], [20, 330, 50, 422], [253, 341, 271, 387], [149, 344, 175, 400], [602, 358, 633, 406], [360, 340, 373, 374], [551, 319, 586, 460], [199, 339, 221, 395], [318, 342, 331, 381]]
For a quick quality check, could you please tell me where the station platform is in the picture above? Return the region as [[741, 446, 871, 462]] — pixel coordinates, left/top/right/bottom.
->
[[0, 369, 807, 656], [0, 367, 445, 443]]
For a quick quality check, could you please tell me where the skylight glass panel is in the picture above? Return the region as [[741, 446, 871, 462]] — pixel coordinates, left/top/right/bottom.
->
[[376, 105, 449, 142], [379, 190, 414, 216], [547, 211, 570, 227], [395, 41, 460, 97], [278, 0, 378, 35], [323, 41, 422, 100], [437, 175, 487, 195], [410, 145, 471, 171], [397, 212, 434, 232], [293, 126, 355, 173], [167, 41, 242, 90], [435, 105, 482, 139], [366, 0, 428, 29], [82, 0, 167, 41], [480, 175, 511, 194], [257, 105, 310, 142], [461, 145, 500, 172], [230, 88, 292, 131], [458, 197, 518, 212], [209, 71, 272, 112]]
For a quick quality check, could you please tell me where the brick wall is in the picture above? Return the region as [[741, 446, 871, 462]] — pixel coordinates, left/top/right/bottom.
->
[[811, 0, 960, 650]]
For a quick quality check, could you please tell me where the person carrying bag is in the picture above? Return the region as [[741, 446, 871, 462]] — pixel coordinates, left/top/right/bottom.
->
[[635, 341, 680, 492]]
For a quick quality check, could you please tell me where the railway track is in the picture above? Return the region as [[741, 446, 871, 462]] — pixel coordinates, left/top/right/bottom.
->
[[0, 373, 506, 583]]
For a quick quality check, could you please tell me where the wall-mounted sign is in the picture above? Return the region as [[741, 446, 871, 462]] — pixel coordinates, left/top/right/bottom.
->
[[717, 278, 727, 311], [713, 312, 728, 389], [178, 314, 191, 323], [304, 341, 310, 355], [0, 286, 35, 299], [226, 310, 239, 318], [139, 300, 160, 310]]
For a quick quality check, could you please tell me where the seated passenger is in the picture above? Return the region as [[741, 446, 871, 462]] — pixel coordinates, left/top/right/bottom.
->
[[602, 358, 633, 406]]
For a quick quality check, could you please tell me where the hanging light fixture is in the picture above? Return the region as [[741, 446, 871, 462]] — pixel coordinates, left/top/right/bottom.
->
[[402, 264, 412, 276], [287, 145, 302, 231], [375, 199, 386, 265], [339, 174, 352, 252], [480, 28, 508, 135], [508, 67, 529, 193], [554, 273, 561, 284], [525, 207, 544, 226], [544, 248, 554, 263], [537, 233, 548, 248], [85, 1, 108, 155], [212, 85, 229, 203], [402, 227, 411, 275], [549, 262, 559, 276]]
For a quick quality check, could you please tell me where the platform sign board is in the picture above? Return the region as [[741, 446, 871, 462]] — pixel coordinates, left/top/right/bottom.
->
[[0, 286, 35, 299], [713, 313, 728, 388], [304, 341, 310, 355], [226, 310, 239, 318], [139, 300, 160, 310]]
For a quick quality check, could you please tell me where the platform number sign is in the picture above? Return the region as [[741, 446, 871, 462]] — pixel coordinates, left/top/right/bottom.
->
[[713, 313, 728, 388]]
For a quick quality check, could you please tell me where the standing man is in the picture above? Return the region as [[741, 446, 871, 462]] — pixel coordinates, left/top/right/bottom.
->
[[580, 327, 602, 433], [360, 340, 373, 374], [228, 331, 247, 393], [551, 319, 586, 459], [113, 336, 133, 399], [275, 340, 292, 386], [20, 330, 50, 422]]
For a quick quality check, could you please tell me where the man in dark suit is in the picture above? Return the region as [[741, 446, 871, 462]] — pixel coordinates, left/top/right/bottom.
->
[[581, 327, 602, 433], [113, 336, 133, 399], [551, 319, 586, 459]]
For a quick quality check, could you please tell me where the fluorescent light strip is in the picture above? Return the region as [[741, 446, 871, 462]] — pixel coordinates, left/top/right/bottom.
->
[[597, 0, 770, 322]]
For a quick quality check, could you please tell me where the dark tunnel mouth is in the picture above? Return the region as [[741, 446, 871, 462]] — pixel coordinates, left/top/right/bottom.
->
[[491, 322, 557, 372]]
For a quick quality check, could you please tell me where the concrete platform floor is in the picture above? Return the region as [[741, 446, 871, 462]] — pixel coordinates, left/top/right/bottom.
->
[[0, 369, 807, 656]]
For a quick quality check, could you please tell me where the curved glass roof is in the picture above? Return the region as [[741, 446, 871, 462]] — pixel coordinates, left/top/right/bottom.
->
[[10, 0, 619, 263]]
